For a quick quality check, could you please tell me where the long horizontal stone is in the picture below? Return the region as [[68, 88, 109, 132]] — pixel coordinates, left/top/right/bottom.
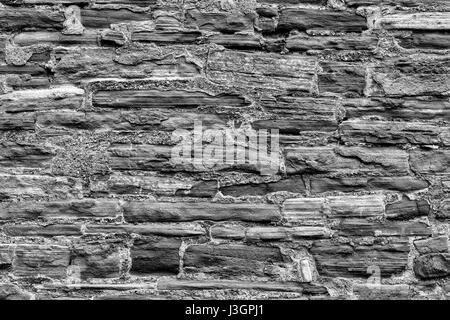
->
[[397, 32, 450, 50], [80, 8, 149, 28], [318, 62, 366, 97], [353, 284, 412, 300], [0, 64, 50, 90], [3, 224, 82, 237], [278, 8, 367, 32], [335, 219, 431, 237], [0, 86, 84, 113], [220, 177, 307, 197], [0, 113, 35, 131], [0, 245, 14, 269], [90, 173, 217, 198], [245, 226, 331, 241], [385, 197, 430, 220], [14, 31, 99, 47], [54, 48, 201, 83], [342, 97, 450, 122], [0, 6, 64, 31], [339, 120, 448, 146], [0, 199, 121, 220], [311, 239, 410, 278], [414, 236, 448, 255], [0, 141, 55, 167], [157, 279, 328, 294], [0, 174, 82, 200], [310, 176, 429, 194], [130, 30, 202, 44], [283, 195, 385, 225], [183, 243, 285, 277], [92, 89, 247, 108], [207, 49, 316, 92], [287, 34, 378, 52], [85, 223, 206, 237], [370, 55, 450, 97], [36, 109, 228, 133], [252, 97, 338, 134], [345, 0, 450, 8], [185, 9, 254, 33], [378, 12, 450, 31], [123, 202, 281, 223], [285, 146, 410, 175]]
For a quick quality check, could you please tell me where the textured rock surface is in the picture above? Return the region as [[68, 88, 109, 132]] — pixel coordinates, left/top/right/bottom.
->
[[0, 0, 449, 300]]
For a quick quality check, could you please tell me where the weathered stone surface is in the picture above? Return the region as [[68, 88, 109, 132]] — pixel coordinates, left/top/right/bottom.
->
[[414, 253, 450, 279], [80, 8, 149, 28], [3, 224, 82, 237], [183, 243, 284, 277], [410, 150, 450, 174], [36, 109, 228, 133], [207, 49, 316, 92], [334, 219, 431, 237], [186, 9, 254, 33], [0, 86, 84, 113], [14, 31, 98, 47], [0, 113, 35, 131], [93, 89, 247, 108], [245, 226, 330, 241], [414, 236, 448, 255], [378, 12, 450, 31], [342, 97, 450, 122], [339, 120, 449, 146], [0, 64, 50, 89], [0, 283, 33, 300], [0, 245, 14, 269], [310, 176, 429, 194], [123, 202, 280, 223], [319, 63, 366, 97], [252, 97, 338, 134], [53, 48, 201, 83], [85, 222, 205, 237], [131, 237, 180, 274], [0, 142, 55, 167], [0, 174, 81, 200], [285, 146, 409, 175], [71, 240, 124, 279], [0, 199, 121, 220], [158, 279, 328, 294], [130, 30, 202, 45], [353, 284, 412, 300], [220, 177, 307, 197], [13, 245, 70, 279], [370, 56, 450, 97], [438, 199, 450, 219], [385, 197, 430, 220], [311, 239, 410, 278], [278, 8, 367, 32], [90, 173, 217, 198], [287, 34, 378, 52], [0, 6, 64, 31], [397, 32, 450, 50]]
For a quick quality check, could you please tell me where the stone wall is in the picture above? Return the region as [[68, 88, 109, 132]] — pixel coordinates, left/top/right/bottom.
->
[[0, 0, 449, 300]]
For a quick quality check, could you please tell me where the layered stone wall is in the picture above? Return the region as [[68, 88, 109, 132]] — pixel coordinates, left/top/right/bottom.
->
[[0, 0, 449, 300]]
